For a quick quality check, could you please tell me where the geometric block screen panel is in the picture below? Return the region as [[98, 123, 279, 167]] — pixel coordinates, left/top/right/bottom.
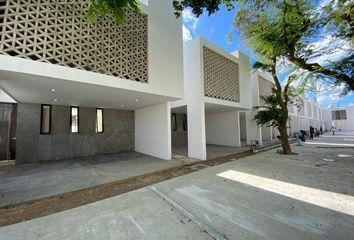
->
[[258, 76, 274, 105], [258, 76, 273, 97], [0, 0, 148, 83], [203, 47, 240, 102]]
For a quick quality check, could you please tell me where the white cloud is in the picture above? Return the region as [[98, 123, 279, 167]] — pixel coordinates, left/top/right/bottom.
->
[[307, 35, 352, 65], [182, 9, 199, 30], [182, 9, 199, 42], [183, 24, 192, 42], [317, 83, 353, 105]]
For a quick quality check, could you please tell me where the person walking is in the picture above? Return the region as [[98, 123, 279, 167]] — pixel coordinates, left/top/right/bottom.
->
[[309, 126, 314, 140], [320, 126, 323, 135], [330, 126, 335, 135]]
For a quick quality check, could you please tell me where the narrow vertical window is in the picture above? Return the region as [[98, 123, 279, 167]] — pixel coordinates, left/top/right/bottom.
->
[[70, 107, 79, 133], [172, 113, 178, 131], [96, 108, 104, 133], [40, 104, 51, 134], [183, 114, 188, 131]]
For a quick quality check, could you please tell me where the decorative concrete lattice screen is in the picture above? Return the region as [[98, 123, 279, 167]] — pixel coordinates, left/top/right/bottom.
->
[[258, 76, 274, 105], [0, 0, 148, 83], [203, 47, 240, 102], [307, 102, 312, 117]]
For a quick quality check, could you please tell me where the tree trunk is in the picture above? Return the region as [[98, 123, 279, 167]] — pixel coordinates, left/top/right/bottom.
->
[[278, 122, 292, 154]]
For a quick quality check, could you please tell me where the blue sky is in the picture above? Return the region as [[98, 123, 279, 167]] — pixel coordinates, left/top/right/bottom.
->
[[182, 5, 354, 109]]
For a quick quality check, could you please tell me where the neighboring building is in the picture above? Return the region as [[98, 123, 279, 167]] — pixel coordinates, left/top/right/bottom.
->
[[324, 105, 354, 131], [0, 0, 183, 163], [171, 37, 252, 160], [243, 70, 276, 146], [288, 99, 325, 136]]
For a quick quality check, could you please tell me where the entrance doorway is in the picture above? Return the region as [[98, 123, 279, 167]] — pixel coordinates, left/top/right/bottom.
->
[[0, 103, 17, 161], [171, 106, 188, 158]]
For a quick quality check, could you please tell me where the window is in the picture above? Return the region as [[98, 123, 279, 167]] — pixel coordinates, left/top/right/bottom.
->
[[70, 107, 79, 133], [172, 113, 178, 131], [96, 108, 104, 133], [332, 110, 347, 120], [183, 114, 188, 131], [40, 105, 51, 134]]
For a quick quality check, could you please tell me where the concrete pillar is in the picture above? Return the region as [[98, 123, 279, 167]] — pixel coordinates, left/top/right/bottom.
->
[[135, 102, 171, 160], [187, 101, 206, 160]]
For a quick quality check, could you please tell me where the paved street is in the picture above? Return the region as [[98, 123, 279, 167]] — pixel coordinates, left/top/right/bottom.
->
[[0, 131, 353, 239]]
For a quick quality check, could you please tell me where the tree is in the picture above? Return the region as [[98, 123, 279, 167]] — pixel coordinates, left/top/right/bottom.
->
[[173, 0, 354, 92], [86, 0, 142, 24]]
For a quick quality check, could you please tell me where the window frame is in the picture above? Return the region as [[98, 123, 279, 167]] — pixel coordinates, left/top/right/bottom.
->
[[95, 108, 104, 133], [70, 106, 79, 134], [40, 104, 52, 134]]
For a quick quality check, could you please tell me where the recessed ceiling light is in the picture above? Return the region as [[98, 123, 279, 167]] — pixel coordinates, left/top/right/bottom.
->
[[51, 88, 56, 92], [53, 99, 58, 102], [121, 105, 124, 108], [135, 99, 139, 102]]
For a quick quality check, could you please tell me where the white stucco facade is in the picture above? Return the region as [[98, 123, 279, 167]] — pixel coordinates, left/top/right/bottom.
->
[[0, 0, 184, 160], [172, 37, 252, 160], [324, 105, 354, 131]]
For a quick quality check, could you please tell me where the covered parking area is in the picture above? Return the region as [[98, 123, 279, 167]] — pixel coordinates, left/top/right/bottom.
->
[[171, 102, 250, 160], [0, 151, 190, 208]]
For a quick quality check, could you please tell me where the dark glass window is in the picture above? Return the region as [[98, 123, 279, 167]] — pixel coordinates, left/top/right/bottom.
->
[[40, 105, 51, 134]]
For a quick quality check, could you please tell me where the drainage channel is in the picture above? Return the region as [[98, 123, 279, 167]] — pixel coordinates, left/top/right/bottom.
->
[[151, 186, 228, 240]]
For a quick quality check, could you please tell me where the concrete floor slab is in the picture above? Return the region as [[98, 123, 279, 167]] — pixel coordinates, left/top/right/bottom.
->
[[0, 188, 213, 240], [156, 131, 354, 239], [0, 152, 190, 207], [1, 132, 353, 239]]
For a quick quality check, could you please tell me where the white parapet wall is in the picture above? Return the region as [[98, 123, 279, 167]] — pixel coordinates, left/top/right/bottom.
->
[[135, 102, 172, 160], [205, 111, 241, 147]]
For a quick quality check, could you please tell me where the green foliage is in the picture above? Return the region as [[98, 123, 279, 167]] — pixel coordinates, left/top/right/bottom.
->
[[253, 94, 282, 128], [172, 0, 236, 18], [86, 0, 142, 24], [322, 0, 354, 45]]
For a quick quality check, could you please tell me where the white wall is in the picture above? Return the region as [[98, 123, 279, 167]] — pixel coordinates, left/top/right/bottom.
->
[[245, 111, 262, 145], [205, 111, 240, 147], [135, 102, 171, 160], [326, 106, 354, 131], [239, 114, 247, 141], [289, 116, 300, 135], [261, 125, 272, 142], [147, 0, 184, 98], [300, 117, 309, 130]]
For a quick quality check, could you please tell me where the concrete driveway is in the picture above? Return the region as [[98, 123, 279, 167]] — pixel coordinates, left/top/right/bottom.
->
[[0, 131, 353, 239]]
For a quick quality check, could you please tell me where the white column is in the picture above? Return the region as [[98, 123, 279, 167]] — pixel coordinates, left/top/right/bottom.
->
[[187, 101, 207, 160], [135, 102, 171, 160]]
